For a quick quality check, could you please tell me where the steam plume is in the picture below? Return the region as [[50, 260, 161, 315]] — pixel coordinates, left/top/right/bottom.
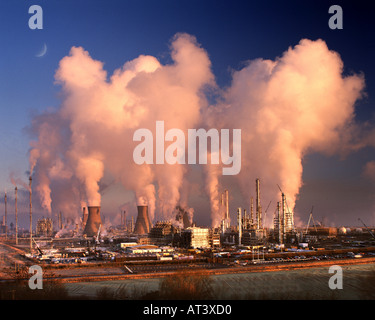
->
[[204, 39, 365, 226], [28, 35, 368, 227], [29, 33, 213, 222]]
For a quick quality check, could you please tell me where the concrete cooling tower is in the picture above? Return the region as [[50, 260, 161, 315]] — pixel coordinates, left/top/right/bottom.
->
[[82, 207, 88, 228], [183, 211, 192, 228], [83, 206, 102, 237], [134, 205, 151, 234]]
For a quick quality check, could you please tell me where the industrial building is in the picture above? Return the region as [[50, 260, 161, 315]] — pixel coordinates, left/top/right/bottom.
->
[[272, 187, 296, 244], [124, 244, 175, 255], [125, 244, 161, 254], [36, 218, 53, 237], [6, 173, 375, 277], [149, 221, 177, 245], [181, 227, 210, 249], [209, 228, 221, 248]]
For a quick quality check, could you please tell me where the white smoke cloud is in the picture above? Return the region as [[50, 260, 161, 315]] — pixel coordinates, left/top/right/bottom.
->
[[204, 38, 365, 227], [28, 35, 369, 228], [29, 33, 214, 222]]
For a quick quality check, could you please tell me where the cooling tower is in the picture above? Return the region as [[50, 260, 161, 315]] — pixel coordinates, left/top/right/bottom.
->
[[134, 205, 151, 234], [183, 211, 192, 229], [83, 206, 102, 237], [82, 207, 88, 228]]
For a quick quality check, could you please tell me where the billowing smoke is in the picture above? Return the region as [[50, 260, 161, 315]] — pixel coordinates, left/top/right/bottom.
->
[[28, 35, 368, 227], [204, 164, 222, 227], [29, 33, 213, 222], [10, 172, 30, 192], [205, 39, 365, 226], [54, 217, 81, 238]]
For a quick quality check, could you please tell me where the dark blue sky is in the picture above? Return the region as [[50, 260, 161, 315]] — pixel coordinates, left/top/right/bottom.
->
[[0, 0, 375, 227]]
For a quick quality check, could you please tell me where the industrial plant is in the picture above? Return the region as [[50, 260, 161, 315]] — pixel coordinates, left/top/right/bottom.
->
[[1, 177, 375, 286]]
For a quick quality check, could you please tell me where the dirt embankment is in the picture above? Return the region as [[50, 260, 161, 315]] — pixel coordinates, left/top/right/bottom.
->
[[0, 242, 29, 279]]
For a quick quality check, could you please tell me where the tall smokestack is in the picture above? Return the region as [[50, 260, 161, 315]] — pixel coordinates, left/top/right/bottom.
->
[[237, 208, 242, 245], [282, 193, 286, 242], [83, 206, 102, 237], [225, 190, 229, 220], [15, 187, 18, 245], [243, 208, 247, 229], [134, 205, 151, 234], [29, 176, 32, 253], [256, 178, 262, 230], [4, 192, 7, 240], [250, 196, 254, 226], [58, 212, 62, 230], [122, 210, 126, 229]]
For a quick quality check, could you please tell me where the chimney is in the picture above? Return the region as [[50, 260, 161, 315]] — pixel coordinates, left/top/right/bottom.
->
[[225, 190, 229, 220], [250, 196, 254, 226], [4, 192, 7, 240], [256, 178, 262, 230], [281, 193, 287, 241], [83, 206, 102, 237], [58, 212, 63, 230], [15, 187, 18, 245], [134, 205, 151, 234], [237, 208, 242, 245]]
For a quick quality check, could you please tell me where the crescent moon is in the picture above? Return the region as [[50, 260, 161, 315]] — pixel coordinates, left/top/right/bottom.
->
[[36, 43, 47, 58]]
